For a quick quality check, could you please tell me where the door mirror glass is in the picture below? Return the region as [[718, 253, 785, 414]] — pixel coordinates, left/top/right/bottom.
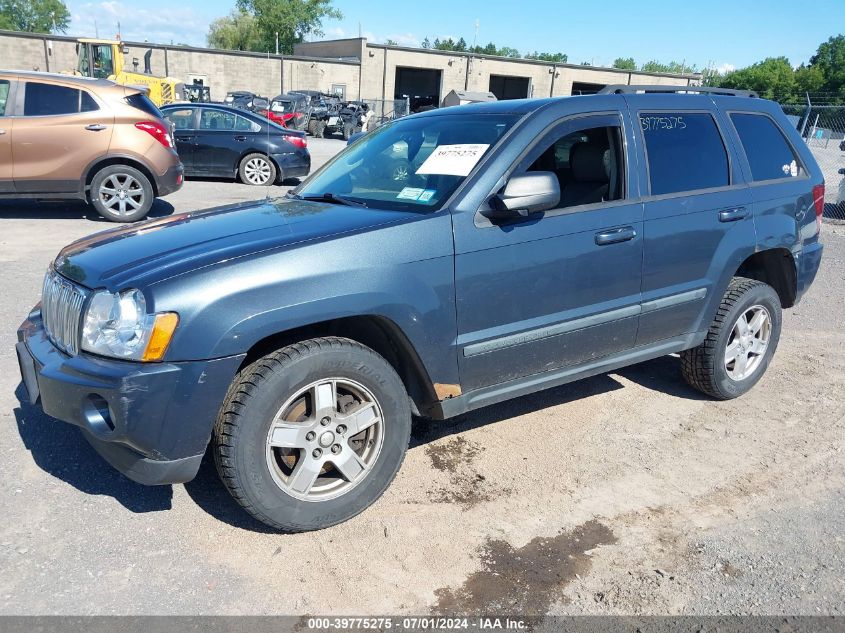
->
[[485, 172, 560, 220]]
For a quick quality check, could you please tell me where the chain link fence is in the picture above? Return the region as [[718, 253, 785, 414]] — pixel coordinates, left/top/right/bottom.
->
[[781, 101, 845, 221]]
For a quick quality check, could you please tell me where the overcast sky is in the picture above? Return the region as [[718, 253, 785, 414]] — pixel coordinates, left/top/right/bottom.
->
[[66, 0, 844, 72]]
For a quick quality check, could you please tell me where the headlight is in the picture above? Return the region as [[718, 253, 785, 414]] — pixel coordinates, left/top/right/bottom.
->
[[81, 288, 178, 361]]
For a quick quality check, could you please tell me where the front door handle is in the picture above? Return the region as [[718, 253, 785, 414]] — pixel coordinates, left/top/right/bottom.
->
[[0, 128, 6, 135], [718, 207, 749, 222], [176, 136, 195, 141], [595, 226, 637, 246], [85, 124, 107, 131]]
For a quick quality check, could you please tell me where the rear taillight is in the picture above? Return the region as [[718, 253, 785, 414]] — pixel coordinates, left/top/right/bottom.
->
[[813, 183, 825, 232], [135, 121, 173, 149], [286, 135, 307, 149]]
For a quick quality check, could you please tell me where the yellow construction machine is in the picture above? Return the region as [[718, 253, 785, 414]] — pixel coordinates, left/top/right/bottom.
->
[[73, 38, 185, 106]]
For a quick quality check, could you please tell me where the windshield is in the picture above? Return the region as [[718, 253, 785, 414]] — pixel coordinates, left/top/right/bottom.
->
[[271, 100, 295, 113], [297, 113, 519, 211]]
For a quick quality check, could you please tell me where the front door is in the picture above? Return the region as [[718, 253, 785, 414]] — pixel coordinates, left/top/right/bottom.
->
[[13, 80, 113, 194], [453, 112, 644, 392], [0, 78, 14, 193]]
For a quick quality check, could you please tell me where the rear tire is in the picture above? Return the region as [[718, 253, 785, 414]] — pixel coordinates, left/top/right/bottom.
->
[[212, 337, 412, 532], [90, 164, 153, 223], [239, 153, 277, 186], [681, 277, 782, 399]]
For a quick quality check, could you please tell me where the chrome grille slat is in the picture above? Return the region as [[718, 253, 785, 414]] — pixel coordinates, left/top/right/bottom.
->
[[41, 270, 86, 355]]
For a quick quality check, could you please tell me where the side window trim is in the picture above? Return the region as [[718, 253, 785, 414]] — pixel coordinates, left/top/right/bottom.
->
[[632, 108, 739, 200], [725, 109, 809, 185], [476, 111, 631, 226]]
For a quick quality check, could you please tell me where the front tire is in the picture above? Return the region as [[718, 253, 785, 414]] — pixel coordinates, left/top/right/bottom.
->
[[239, 153, 277, 186], [90, 165, 153, 222], [212, 337, 412, 532], [681, 277, 782, 399]]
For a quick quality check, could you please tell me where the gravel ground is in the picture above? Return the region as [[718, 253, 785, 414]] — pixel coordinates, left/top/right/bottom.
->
[[0, 136, 843, 616]]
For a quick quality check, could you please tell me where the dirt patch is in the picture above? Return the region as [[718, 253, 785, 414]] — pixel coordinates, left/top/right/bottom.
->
[[426, 436, 481, 474], [434, 520, 617, 615], [425, 437, 508, 508]]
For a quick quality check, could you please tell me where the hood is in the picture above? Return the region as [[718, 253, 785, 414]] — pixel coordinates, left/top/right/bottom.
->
[[54, 198, 420, 290]]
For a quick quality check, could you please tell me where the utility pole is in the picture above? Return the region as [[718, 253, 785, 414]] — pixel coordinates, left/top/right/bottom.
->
[[275, 31, 279, 55], [473, 19, 479, 49]]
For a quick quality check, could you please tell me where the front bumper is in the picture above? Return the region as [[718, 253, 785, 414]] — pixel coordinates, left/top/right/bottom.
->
[[156, 163, 184, 197], [16, 310, 244, 485]]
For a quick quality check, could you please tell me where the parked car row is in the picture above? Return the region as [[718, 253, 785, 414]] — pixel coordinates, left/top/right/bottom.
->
[[0, 71, 313, 222]]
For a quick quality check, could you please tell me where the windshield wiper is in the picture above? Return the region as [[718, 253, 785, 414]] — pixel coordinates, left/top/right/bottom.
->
[[291, 192, 368, 208]]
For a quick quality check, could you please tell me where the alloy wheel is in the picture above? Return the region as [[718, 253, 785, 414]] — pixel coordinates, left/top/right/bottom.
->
[[725, 304, 771, 381], [244, 157, 272, 185], [98, 174, 145, 216], [265, 378, 384, 502]]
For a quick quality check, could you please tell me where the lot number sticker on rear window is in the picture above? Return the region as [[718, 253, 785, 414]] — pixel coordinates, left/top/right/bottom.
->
[[416, 144, 490, 176]]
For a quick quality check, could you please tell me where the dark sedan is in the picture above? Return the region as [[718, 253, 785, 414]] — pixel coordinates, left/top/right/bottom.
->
[[161, 103, 310, 186]]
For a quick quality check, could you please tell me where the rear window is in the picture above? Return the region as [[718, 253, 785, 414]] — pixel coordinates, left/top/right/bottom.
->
[[640, 112, 730, 196], [24, 83, 88, 116], [125, 93, 163, 119], [730, 113, 802, 181]]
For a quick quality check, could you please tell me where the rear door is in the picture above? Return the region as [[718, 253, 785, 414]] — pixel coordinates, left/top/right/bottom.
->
[[630, 96, 754, 346], [0, 78, 14, 193], [193, 108, 258, 175], [162, 106, 197, 172], [13, 80, 113, 194]]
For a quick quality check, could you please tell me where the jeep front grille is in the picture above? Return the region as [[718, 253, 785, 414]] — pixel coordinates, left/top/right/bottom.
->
[[41, 270, 86, 355]]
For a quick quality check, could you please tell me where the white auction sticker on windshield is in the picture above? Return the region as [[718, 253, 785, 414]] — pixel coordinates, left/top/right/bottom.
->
[[416, 144, 490, 176]]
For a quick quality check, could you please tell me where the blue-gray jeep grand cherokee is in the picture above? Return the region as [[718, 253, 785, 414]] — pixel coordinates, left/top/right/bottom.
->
[[16, 86, 825, 531]]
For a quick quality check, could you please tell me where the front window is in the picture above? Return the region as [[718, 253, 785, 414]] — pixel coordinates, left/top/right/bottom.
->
[[296, 113, 520, 211], [91, 44, 114, 79], [0, 80, 9, 116]]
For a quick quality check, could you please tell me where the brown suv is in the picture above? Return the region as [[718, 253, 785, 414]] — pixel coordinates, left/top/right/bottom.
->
[[0, 71, 182, 222]]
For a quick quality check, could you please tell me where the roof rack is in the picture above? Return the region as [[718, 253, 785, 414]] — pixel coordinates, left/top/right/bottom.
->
[[597, 85, 759, 98]]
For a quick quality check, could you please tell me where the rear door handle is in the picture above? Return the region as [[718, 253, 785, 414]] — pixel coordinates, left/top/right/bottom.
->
[[718, 207, 749, 222], [0, 129, 6, 135], [176, 135, 195, 141], [234, 135, 247, 142], [84, 124, 107, 131], [595, 226, 637, 246]]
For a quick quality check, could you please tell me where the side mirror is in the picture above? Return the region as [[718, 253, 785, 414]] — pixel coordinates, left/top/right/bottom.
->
[[483, 172, 560, 221]]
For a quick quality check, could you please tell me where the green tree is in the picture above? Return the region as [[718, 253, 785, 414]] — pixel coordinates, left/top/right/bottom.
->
[[421, 36, 431, 49], [232, 0, 342, 54], [613, 57, 636, 70], [384, 38, 398, 46], [207, 10, 263, 51], [0, 0, 70, 33], [808, 34, 845, 98], [527, 51, 568, 63], [718, 56, 796, 100], [641, 60, 695, 74]]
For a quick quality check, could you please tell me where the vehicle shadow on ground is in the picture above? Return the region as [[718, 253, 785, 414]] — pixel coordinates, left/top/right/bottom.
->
[[0, 198, 175, 221], [410, 354, 707, 447], [13, 384, 173, 513], [184, 176, 302, 187], [13, 354, 707, 531]]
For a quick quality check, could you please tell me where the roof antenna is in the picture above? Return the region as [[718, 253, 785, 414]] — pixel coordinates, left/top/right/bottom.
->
[[266, 49, 273, 202]]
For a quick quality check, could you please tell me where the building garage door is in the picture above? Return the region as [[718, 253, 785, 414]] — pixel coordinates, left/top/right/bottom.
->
[[570, 81, 606, 95], [395, 67, 442, 112], [489, 75, 530, 100]]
